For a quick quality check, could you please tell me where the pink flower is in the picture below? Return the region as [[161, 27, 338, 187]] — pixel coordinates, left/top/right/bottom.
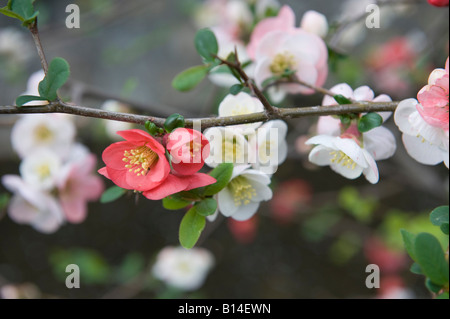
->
[[253, 30, 328, 95], [427, 0, 449, 7], [1, 175, 64, 233], [270, 179, 312, 224], [98, 129, 216, 200], [247, 5, 296, 59], [57, 154, 104, 223], [166, 128, 210, 176], [416, 57, 449, 131], [99, 129, 170, 192], [227, 215, 258, 244]]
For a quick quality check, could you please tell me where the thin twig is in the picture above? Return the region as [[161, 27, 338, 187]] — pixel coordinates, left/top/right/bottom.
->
[[29, 20, 48, 74], [215, 54, 280, 118]]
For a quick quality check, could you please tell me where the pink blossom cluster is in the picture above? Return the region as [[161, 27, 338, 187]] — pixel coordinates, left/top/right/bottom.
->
[[2, 114, 104, 233]]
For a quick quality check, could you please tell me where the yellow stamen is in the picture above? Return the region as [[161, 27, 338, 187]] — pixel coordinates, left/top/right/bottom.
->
[[329, 150, 357, 170], [269, 52, 297, 75], [122, 145, 158, 176], [228, 176, 256, 206], [221, 136, 243, 163], [34, 124, 53, 142], [36, 164, 51, 179]]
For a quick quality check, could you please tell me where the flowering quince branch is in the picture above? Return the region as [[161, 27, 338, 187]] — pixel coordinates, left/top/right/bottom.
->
[[0, 100, 400, 129], [1, 0, 449, 278]]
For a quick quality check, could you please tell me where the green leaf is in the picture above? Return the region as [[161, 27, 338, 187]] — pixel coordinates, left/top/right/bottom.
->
[[194, 28, 218, 62], [440, 223, 449, 235], [194, 198, 217, 216], [400, 229, 417, 261], [15, 95, 48, 107], [100, 186, 126, 203], [145, 121, 158, 136], [425, 278, 443, 294], [203, 163, 234, 196], [410, 262, 423, 275], [414, 233, 449, 286], [0, 193, 10, 212], [358, 112, 383, 133], [38, 57, 70, 101], [230, 84, 244, 95], [333, 94, 352, 105], [163, 113, 185, 133], [1, 0, 38, 25], [436, 292, 449, 299], [162, 195, 191, 210], [179, 207, 206, 249], [430, 206, 449, 226], [172, 65, 209, 92]]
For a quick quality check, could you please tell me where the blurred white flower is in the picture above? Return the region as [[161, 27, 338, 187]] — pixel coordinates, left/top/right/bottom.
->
[[11, 114, 76, 159], [204, 126, 251, 167], [1, 175, 65, 233], [152, 246, 214, 291], [248, 119, 288, 174], [19, 70, 48, 106], [19, 149, 62, 191], [212, 165, 272, 221], [0, 27, 32, 63], [217, 92, 264, 134], [300, 10, 329, 38], [101, 100, 134, 140]]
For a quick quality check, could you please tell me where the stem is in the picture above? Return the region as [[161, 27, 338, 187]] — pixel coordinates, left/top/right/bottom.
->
[[0, 100, 399, 130], [29, 20, 48, 73], [216, 54, 279, 118]]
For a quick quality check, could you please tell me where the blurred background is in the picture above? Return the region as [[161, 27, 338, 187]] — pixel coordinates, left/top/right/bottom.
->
[[0, 0, 449, 299]]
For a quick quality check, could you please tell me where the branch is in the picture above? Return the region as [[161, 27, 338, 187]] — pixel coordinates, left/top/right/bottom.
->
[[216, 53, 280, 118], [0, 100, 399, 130]]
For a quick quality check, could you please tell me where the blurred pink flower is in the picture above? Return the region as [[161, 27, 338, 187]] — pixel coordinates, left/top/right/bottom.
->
[[416, 57, 449, 130], [364, 237, 407, 274], [270, 179, 312, 224], [227, 215, 258, 244], [57, 153, 104, 223], [1, 175, 64, 233], [427, 0, 449, 7]]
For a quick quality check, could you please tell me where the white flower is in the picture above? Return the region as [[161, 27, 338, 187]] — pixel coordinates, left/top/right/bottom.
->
[[218, 92, 264, 134], [19, 149, 62, 191], [306, 135, 380, 184], [1, 175, 64, 233], [19, 70, 48, 106], [213, 165, 273, 221], [152, 246, 214, 291], [322, 83, 393, 121], [101, 100, 134, 140], [0, 27, 32, 63], [394, 98, 449, 168], [204, 127, 251, 167], [300, 10, 329, 38], [11, 114, 76, 159], [249, 119, 288, 174]]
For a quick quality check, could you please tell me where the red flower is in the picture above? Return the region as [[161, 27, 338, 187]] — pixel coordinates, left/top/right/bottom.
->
[[166, 128, 210, 175], [428, 0, 449, 7], [98, 129, 216, 200]]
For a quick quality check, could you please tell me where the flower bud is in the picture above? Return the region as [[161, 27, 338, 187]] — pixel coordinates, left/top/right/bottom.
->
[[300, 10, 328, 38]]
